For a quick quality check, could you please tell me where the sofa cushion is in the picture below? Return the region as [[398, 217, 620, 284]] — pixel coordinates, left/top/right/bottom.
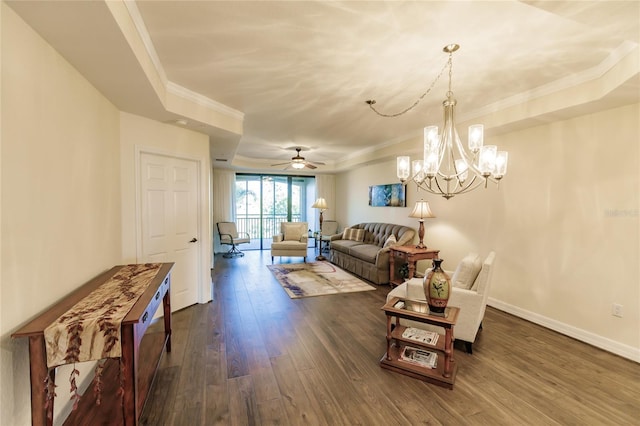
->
[[383, 234, 397, 248], [330, 239, 363, 254], [348, 244, 380, 264], [283, 224, 303, 241], [451, 253, 482, 289], [342, 227, 365, 242]]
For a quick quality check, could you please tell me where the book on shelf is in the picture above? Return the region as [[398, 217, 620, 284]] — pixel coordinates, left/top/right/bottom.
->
[[399, 346, 438, 369], [402, 327, 439, 345]]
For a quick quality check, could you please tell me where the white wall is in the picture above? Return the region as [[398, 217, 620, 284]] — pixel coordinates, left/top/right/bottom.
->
[[119, 112, 212, 303], [1, 4, 122, 425], [336, 103, 639, 360]]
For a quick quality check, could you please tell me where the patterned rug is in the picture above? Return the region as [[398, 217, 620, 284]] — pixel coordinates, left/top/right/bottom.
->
[[267, 261, 376, 298]]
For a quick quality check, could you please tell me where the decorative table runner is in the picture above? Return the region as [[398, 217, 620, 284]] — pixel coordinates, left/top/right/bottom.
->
[[44, 263, 161, 368]]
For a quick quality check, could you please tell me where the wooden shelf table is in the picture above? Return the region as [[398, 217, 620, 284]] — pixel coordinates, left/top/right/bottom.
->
[[380, 297, 459, 389]]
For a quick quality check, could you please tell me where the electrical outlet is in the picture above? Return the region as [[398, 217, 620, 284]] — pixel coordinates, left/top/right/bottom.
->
[[612, 303, 624, 318]]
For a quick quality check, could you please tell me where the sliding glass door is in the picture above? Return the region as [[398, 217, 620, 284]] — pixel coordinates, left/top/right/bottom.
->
[[236, 174, 316, 250]]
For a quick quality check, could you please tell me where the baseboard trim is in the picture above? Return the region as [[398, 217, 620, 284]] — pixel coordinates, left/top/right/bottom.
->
[[487, 298, 640, 363]]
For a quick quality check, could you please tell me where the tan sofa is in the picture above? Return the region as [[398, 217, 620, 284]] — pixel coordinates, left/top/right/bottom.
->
[[329, 223, 415, 285]]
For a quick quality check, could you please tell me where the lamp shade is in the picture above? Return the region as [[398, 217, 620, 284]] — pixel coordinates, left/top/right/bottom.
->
[[311, 198, 328, 210], [409, 200, 435, 219]]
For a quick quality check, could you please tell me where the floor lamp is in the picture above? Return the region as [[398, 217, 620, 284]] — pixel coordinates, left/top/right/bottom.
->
[[312, 198, 328, 261]]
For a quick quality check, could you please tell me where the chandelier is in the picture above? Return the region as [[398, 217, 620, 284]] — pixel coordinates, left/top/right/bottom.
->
[[367, 44, 508, 200]]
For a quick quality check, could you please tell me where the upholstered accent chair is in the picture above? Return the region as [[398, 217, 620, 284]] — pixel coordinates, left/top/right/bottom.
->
[[319, 220, 339, 252], [386, 251, 496, 353], [271, 222, 309, 263], [217, 222, 251, 258]]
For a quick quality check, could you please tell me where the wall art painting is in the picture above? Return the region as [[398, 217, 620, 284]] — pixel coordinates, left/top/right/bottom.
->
[[368, 183, 406, 207]]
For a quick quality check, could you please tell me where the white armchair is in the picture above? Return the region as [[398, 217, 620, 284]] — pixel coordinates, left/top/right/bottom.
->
[[271, 222, 309, 263], [386, 251, 496, 353]]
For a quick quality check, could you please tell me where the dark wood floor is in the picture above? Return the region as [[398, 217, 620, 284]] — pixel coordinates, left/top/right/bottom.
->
[[140, 249, 640, 425]]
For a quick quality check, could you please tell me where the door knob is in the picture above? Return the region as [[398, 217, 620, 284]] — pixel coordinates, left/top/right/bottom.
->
[[189, 238, 198, 243]]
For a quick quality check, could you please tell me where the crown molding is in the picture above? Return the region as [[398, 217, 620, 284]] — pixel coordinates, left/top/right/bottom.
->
[[166, 82, 244, 121], [460, 41, 639, 122], [121, 0, 244, 123], [122, 0, 167, 84]]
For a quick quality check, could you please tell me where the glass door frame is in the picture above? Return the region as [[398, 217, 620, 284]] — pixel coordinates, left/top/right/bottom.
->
[[235, 173, 316, 250]]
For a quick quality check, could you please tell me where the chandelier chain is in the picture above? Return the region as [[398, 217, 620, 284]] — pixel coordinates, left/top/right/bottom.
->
[[366, 58, 451, 118]]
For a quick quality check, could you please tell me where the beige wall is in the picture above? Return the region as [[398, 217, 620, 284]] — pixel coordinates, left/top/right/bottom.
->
[[1, 4, 122, 425], [337, 103, 640, 360], [0, 6, 214, 425]]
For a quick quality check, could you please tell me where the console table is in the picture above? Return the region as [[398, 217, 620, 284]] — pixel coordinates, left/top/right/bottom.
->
[[12, 263, 174, 426], [389, 246, 440, 287]]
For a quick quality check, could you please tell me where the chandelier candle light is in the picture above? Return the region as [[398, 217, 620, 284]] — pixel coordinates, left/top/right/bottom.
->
[[408, 199, 436, 249], [368, 44, 508, 200], [311, 198, 328, 261]]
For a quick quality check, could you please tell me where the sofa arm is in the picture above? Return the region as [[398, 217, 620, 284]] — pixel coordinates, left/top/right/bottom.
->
[[301, 235, 308, 243], [396, 231, 415, 247], [273, 234, 284, 243], [375, 248, 390, 268]]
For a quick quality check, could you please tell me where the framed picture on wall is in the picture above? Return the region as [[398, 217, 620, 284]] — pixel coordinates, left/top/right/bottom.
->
[[368, 183, 406, 207]]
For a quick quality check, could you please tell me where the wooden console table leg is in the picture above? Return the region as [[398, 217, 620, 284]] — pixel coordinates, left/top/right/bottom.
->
[[28, 336, 53, 426], [163, 291, 172, 353], [121, 325, 138, 426]]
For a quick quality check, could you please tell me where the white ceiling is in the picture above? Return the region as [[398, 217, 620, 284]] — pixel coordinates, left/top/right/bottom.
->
[[7, 1, 640, 172]]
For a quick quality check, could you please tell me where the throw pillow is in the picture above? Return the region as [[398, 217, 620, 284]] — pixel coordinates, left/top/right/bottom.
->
[[342, 227, 353, 240], [451, 253, 482, 290], [383, 234, 397, 248], [283, 224, 302, 241], [342, 227, 365, 242]]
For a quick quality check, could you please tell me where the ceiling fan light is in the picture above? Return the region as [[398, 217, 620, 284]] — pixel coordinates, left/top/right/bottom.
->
[[291, 162, 305, 169]]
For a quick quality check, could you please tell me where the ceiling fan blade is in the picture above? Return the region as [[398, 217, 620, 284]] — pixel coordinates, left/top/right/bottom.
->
[[307, 160, 326, 166], [271, 161, 291, 167], [304, 163, 317, 170]]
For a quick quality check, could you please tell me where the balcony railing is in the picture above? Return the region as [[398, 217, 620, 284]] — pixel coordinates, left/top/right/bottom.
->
[[236, 214, 304, 240]]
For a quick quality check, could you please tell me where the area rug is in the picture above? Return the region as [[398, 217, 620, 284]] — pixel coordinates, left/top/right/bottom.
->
[[267, 261, 376, 298]]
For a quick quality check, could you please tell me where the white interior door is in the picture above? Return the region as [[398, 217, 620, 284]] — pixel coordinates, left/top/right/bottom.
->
[[140, 152, 200, 311]]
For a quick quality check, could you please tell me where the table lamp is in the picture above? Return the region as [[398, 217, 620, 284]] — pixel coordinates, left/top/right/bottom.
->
[[408, 199, 435, 249]]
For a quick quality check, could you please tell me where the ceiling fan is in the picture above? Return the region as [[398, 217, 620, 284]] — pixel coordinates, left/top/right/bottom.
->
[[271, 147, 325, 170]]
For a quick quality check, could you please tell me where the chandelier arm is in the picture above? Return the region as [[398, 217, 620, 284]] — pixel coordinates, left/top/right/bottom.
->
[[417, 175, 483, 199], [366, 60, 450, 118]]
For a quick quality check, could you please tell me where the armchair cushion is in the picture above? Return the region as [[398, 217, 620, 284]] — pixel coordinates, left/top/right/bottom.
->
[[451, 253, 482, 290], [283, 224, 303, 241]]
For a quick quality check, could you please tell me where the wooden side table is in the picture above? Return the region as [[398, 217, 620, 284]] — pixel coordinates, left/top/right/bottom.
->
[[389, 246, 440, 287]]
